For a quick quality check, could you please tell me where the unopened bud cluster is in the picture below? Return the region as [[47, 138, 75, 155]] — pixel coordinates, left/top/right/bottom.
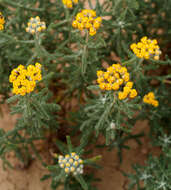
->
[[58, 152, 83, 175], [72, 9, 102, 36], [62, 0, 78, 8], [97, 64, 138, 100], [9, 63, 42, 96], [0, 12, 5, 30], [130, 36, 161, 60], [26, 16, 46, 35], [143, 92, 159, 107]]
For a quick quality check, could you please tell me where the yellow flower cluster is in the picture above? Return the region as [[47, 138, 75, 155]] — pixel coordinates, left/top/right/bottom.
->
[[26, 16, 46, 35], [0, 12, 5, 30], [143, 92, 159, 107], [72, 9, 102, 36], [58, 152, 83, 175], [62, 0, 78, 8], [130, 36, 161, 60], [97, 64, 138, 100], [9, 63, 42, 96]]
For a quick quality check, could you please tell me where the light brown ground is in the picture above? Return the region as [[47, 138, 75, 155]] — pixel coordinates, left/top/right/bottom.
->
[[0, 104, 159, 190], [0, 105, 51, 190]]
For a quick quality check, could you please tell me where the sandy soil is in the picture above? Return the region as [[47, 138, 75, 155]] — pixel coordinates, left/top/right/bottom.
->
[[94, 120, 157, 190], [0, 104, 159, 190], [0, 105, 51, 190]]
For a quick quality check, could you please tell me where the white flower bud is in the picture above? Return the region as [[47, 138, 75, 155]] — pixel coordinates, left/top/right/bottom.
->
[[110, 122, 115, 129]]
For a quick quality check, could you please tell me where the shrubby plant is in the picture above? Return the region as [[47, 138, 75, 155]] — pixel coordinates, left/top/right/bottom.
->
[[127, 133, 171, 190], [0, 0, 170, 189], [43, 136, 101, 190]]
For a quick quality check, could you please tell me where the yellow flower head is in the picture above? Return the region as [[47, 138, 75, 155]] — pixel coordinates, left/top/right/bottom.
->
[[143, 92, 159, 107], [130, 36, 161, 60], [72, 9, 102, 36], [96, 63, 138, 100], [26, 16, 46, 35], [62, 0, 78, 8], [9, 63, 42, 96], [0, 12, 5, 30], [58, 152, 84, 175]]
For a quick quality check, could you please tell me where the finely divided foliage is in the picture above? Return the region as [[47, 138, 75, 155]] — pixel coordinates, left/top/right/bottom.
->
[[0, 0, 171, 189]]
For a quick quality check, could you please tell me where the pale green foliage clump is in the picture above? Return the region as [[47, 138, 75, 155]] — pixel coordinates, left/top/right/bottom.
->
[[127, 133, 171, 190]]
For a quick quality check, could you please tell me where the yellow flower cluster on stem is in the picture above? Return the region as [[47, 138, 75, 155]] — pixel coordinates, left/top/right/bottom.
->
[[72, 9, 102, 36], [97, 63, 138, 100], [58, 152, 83, 175], [143, 92, 159, 107], [62, 0, 78, 8], [0, 12, 5, 30], [9, 63, 42, 96], [130, 36, 161, 60], [26, 16, 46, 35]]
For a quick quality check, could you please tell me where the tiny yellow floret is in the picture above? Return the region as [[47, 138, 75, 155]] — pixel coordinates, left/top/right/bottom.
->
[[143, 92, 159, 107], [62, 0, 78, 8], [65, 168, 69, 173], [0, 12, 5, 30]]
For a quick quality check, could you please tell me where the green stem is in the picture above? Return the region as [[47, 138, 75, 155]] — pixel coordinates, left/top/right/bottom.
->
[[34, 34, 43, 58], [66, 136, 73, 153], [122, 56, 137, 65], [47, 20, 69, 31], [23, 95, 32, 127], [26, 53, 37, 66], [0, 32, 34, 44], [81, 31, 89, 74], [95, 97, 115, 131], [85, 155, 102, 163], [64, 6, 70, 20], [34, 33, 51, 59]]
